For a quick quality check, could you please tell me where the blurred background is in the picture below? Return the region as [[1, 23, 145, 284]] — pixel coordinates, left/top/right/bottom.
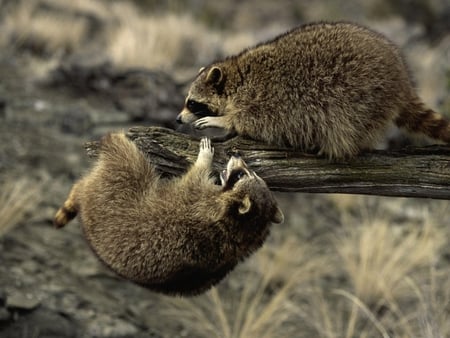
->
[[0, 0, 449, 337]]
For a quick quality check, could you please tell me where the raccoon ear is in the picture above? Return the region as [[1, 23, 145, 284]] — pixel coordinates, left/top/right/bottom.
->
[[272, 206, 284, 224], [206, 66, 224, 86], [238, 195, 252, 215]]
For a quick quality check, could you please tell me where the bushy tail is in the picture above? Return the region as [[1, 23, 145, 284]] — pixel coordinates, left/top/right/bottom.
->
[[96, 132, 158, 194], [54, 132, 155, 229], [396, 98, 450, 143], [54, 184, 79, 228]]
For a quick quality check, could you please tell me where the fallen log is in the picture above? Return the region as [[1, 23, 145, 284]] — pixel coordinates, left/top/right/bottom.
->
[[85, 126, 450, 200]]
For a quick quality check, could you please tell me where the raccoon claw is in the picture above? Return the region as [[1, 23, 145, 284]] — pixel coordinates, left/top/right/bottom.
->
[[194, 116, 226, 130], [200, 136, 213, 151], [194, 117, 209, 130]]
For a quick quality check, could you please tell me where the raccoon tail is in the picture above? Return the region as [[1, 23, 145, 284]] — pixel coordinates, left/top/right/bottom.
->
[[54, 184, 79, 228], [395, 97, 450, 143]]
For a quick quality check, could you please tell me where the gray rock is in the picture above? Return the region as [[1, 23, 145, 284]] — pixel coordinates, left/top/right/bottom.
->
[[0, 307, 80, 338], [6, 293, 41, 311]]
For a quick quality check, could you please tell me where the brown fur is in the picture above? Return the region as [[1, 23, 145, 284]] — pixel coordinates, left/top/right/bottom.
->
[[177, 22, 450, 159], [54, 133, 283, 295]]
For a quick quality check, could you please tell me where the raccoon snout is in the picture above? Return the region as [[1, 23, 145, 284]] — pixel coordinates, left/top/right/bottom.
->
[[177, 108, 199, 124], [226, 149, 242, 158]]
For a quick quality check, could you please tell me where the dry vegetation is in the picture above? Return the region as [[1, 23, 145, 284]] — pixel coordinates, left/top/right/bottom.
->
[[150, 197, 450, 338], [0, 0, 255, 73], [156, 238, 332, 338], [0, 177, 46, 237]]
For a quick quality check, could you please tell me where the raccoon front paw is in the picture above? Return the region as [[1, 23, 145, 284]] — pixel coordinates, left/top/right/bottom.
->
[[197, 137, 214, 166], [194, 116, 226, 130], [194, 117, 209, 130]]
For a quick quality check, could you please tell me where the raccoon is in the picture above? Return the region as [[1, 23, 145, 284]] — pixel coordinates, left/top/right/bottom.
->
[[177, 21, 450, 159], [54, 133, 283, 295]]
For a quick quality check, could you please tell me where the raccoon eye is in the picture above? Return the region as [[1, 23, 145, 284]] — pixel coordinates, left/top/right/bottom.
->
[[186, 100, 214, 117]]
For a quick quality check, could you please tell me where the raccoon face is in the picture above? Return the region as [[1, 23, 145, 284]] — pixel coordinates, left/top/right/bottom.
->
[[220, 154, 253, 189], [176, 66, 226, 124], [221, 155, 284, 225]]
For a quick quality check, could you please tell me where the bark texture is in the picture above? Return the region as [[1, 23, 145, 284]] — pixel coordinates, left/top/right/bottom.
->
[[85, 127, 450, 200]]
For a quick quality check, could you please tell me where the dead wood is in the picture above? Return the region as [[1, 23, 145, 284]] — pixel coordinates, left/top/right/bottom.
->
[[84, 126, 450, 200]]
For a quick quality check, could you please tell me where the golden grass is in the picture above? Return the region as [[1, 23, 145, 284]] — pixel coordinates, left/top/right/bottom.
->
[[323, 200, 446, 338], [106, 7, 222, 71], [0, 177, 45, 237], [410, 266, 450, 338], [152, 197, 450, 338], [1, 0, 89, 55], [42, 0, 110, 18], [292, 266, 450, 338], [104, 2, 255, 71], [0, 0, 257, 73], [156, 237, 333, 338], [335, 217, 441, 309], [293, 286, 394, 338]]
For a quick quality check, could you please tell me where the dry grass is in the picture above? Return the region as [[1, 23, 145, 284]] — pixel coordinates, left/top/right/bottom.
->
[[105, 5, 258, 73], [1, 0, 90, 55], [305, 199, 447, 338], [152, 197, 450, 338], [293, 286, 393, 338], [292, 266, 450, 338], [0, 177, 45, 237], [335, 216, 441, 309], [411, 266, 450, 338], [0, 0, 256, 73], [106, 6, 222, 71], [155, 237, 333, 338]]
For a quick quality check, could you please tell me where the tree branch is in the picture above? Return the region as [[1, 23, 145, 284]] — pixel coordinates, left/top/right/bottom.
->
[[85, 126, 450, 200]]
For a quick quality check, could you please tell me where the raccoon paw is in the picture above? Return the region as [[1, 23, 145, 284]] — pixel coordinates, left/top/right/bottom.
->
[[197, 137, 214, 166], [194, 116, 227, 130]]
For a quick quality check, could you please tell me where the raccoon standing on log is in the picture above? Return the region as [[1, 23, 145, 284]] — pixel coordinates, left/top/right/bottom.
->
[[177, 22, 450, 159]]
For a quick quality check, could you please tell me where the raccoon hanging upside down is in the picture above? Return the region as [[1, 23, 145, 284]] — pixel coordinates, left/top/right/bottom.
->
[[177, 21, 450, 159], [54, 133, 283, 296]]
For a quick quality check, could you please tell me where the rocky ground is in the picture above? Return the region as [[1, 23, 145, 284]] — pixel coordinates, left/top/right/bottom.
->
[[0, 54, 182, 338], [0, 1, 449, 337]]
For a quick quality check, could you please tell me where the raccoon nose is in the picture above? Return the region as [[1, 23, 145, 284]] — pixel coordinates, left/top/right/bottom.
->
[[227, 149, 241, 158], [176, 114, 183, 124]]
